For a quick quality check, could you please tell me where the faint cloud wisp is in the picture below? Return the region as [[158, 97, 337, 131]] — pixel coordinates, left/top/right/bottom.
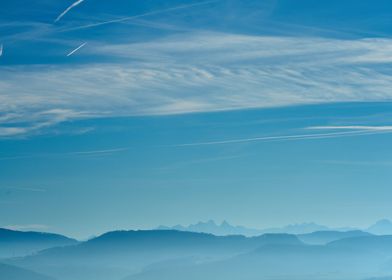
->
[[4, 33, 392, 136], [54, 0, 85, 23]]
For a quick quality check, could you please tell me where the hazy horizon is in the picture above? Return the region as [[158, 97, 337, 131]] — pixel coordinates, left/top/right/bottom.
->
[[3, 217, 392, 240]]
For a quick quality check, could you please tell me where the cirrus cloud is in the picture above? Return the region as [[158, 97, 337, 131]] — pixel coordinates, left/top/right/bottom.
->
[[2, 32, 392, 136]]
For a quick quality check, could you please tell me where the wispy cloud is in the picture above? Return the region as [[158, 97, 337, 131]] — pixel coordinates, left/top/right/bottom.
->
[[0, 147, 128, 161], [1, 186, 47, 193], [0, 109, 94, 137], [172, 129, 392, 147], [67, 42, 87, 56], [61, 0, 218, 32], [67, 147, 128, 156], [316, 160, 392, 166], [4, 224, 50, 231], [55, 0, 85, 23], [4, 32, 392, 136], [308, 125, 392, 131], [0, 127, 28, 136]]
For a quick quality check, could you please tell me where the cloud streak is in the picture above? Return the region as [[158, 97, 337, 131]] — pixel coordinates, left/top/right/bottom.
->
[[67, 42, 87, 56], [4, 32, 392, 135], [0, 147, 128, 161], [308, 125, 392, 131], [67, 147, 129, 156], [55, 0, 85, 23], [172, 129, 392, 147], [4, 224, 49, 231], [316, 160, 392, 166], [5, 186, 47, 192], [0, 109, 93, 137], [61, 0, 219, 32]]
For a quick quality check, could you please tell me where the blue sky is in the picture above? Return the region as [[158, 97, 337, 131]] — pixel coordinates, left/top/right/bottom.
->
[[2, 0, 392, 238]]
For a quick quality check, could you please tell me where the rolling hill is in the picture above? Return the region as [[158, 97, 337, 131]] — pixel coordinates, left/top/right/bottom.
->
[[0, 228, 78, 258], [10, 230, 301, 280], [298, 230, 373, 245], [123, 235, 392, 280]]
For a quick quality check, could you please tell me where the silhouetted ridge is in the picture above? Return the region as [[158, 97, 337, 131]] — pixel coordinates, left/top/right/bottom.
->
[[298, 230, 373, 245], [90, 229, 218, 243], [0, 228, 77, 243], [367, 219, 392, 235], [11, 230, 303, 280], [0, 228, 78, 258], [85, 230, 242, 249]]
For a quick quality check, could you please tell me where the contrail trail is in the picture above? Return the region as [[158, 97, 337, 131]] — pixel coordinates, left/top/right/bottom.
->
[[0, 147, 128, 161], [55, 0, 85, 23], [0, 44, 3, 57], [68, 147, 129, 155], [308, 125, 392, 131], [4, 186, 47, 193], [61, 0, 218, 32], [172, 130, 392, 147], [67, 42, 87, 56]]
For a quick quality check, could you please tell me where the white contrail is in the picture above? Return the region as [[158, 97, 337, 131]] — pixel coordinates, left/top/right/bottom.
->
[[3, 186, 47, 193], [0, 44, 3, 57], [173, 129, 392, 147], [68, 147, 128, 155], [308, 125, 392, 131], [61, 0, 218, 32], [67, 42, 87, 56], [0, 147, 128, 161], [55, 0, 85, 23]]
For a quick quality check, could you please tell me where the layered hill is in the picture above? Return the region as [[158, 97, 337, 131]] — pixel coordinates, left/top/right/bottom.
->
[[298, 230, 373, 245], [0, 228, 78, 258], [124, 235, 392, 280], [10, 230, 301, 280]]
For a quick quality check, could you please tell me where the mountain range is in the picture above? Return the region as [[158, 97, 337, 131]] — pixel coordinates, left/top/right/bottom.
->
[[2, 229, 390, 280], [7, 230, 301, 280], [297, 230, 373, 245], [157, 219, 392, 236], [367, 219, 392, 235], [157, 220, 339, 236], [157, 220, 263, 236], [1, 223, 392, 280], [123, 235, 392, 280]]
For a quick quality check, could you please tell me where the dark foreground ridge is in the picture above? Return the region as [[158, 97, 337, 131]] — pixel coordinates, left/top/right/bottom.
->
[[1, 227, 392, 280]]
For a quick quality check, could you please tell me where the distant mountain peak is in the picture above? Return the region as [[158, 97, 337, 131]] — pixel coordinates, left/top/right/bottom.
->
[[374, 219, 392, 225], [157, 220, 337, 236], [157, 220, 262, 236], [367, 219, 392, 235], [158, 219, 392, 237], [221, 220, 231, 227]]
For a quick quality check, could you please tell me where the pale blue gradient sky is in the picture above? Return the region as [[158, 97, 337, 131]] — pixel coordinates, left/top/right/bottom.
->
[[2, 0, 392, 238]]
